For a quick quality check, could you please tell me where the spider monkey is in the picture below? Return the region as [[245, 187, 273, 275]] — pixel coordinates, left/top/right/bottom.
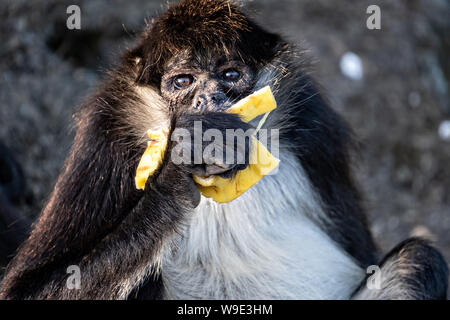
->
[[0, 0, 447, 299]]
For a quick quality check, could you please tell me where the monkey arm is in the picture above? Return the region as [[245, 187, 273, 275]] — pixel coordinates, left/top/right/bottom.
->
[[0, 103, 197, 299], [352, 238, 448, 300], [0, 94, 253, 300]]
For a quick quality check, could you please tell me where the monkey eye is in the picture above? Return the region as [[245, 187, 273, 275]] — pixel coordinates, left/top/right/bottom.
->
[[223, 69, 241, 81], [174, 74, 194, 89]]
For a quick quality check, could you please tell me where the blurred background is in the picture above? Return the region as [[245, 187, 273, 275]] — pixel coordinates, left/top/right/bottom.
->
[[0, 0, 449, 281]]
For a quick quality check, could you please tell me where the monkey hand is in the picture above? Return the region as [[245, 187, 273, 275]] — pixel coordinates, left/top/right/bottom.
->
[[145, 158, 202, 209], [172, 112, 252, 180], [138, 112, 252, 207]]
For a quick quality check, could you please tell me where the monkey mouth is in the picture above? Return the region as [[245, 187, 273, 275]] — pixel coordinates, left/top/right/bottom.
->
[[193, 175, 215, 187]]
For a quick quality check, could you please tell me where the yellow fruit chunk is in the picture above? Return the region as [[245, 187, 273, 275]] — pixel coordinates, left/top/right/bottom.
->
[[194, 136, 279, 203], [135, 86, 279, 203], [226, 86, 277, 122], [193, 86, 279, 203], [135, 129, 168, 190]]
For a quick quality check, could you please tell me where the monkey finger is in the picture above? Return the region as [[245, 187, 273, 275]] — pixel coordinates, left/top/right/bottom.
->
[[183, 174, 201, 208]]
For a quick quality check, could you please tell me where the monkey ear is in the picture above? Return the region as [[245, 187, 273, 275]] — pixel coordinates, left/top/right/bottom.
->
[[121, 38, 163, 86], [122, 42, 155, 84], [123, 43, 144, 68]]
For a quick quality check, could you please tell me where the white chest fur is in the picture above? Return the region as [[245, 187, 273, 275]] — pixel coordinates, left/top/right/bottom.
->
[[161, 153, 364, 299]]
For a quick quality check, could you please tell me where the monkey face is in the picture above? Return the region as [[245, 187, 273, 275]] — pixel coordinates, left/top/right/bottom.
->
[[121, 0, 284, 176], [160, 50, 255, 113]]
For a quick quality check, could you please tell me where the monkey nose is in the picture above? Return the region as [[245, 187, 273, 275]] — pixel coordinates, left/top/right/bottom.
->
[[193, 93, 227, 111], [211, 92, 227, 105], [193, 95, 207, 110]]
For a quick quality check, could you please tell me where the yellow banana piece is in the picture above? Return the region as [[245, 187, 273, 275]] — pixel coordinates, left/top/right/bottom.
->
[[193, 135, 279, 203], [135, 86, 279, 203], [226, 86, 277, 122], [193, 86, 279, 203], [135, 129, 168, 190]]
